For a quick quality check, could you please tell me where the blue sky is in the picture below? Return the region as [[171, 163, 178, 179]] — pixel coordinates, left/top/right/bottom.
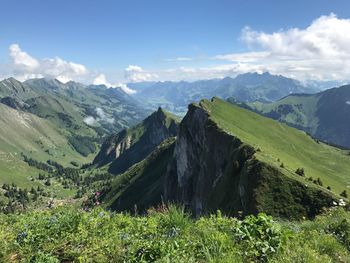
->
[[1, 0, 350, 86]]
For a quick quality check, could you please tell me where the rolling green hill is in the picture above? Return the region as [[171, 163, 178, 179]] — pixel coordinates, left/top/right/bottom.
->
[[247, 84, 350, 149]]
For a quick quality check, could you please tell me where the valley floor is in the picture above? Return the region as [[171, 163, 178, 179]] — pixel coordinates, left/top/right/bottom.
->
[[0, 205, 350, 262]]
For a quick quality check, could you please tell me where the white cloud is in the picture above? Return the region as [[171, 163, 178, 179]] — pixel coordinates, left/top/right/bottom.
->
[[9, 44, 40, 71], [3, 46, 137, 93], [93, 73, 112, 87], [117, 83, 137, 94], [214, 13, 350, 81], [95, 107, 114, 124], [84, 107, 114, 126], [83, 116, 97, 126], [346, 101, 350, 105], [124, 65, 158, 82], [165, 57, 193, 62], [7, 44, 89, 83], [93, 73, 136, 94], [214, 51, 270, 63]]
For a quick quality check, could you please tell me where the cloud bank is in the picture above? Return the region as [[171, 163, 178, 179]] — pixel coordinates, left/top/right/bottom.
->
[[124, 65, 158, 82], [8, 44, 89, 83], [215, 13, 350, 81], [3, 44, 137, 94], [93, 74, 136, 94]]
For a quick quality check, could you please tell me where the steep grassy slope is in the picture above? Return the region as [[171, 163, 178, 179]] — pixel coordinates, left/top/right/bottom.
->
[[0, 103, 97, 190], [203, 98, 350, 194], [248, 84, 350, 148], [100, 138, 176, 212], [93, 107, 179, 174], [0, 153, 41, 188], [0, 104, 89, 163]]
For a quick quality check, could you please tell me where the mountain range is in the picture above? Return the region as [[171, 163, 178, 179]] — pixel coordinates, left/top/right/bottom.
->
[[246, 84, 350, 149], [0, 77, 147, 189], [129, 72, 320, 114]]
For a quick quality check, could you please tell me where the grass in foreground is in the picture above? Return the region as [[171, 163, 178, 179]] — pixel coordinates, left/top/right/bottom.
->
[[0, 205, 350, 262]]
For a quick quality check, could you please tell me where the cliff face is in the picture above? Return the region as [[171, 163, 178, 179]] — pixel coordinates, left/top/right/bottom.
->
[[165, 103, 256, 216], [93, 107, 179, 174], [165, 101, 335, 219]]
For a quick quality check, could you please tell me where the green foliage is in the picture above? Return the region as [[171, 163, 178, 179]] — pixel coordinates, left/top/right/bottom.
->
[[341, 190, 348, 198], [295, 167, 305, 177], [68, 135, 96, 157], [1, 206, 349, 262], [233, 213, 283, 261]]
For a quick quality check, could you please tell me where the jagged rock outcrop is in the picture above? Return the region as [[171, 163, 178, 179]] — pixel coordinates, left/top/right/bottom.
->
[[93, 107, 179, 174], [164, 101, 335, 219]]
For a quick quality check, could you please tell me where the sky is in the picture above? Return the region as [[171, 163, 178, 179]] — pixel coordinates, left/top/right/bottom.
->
[[1, 0, 350, 88]]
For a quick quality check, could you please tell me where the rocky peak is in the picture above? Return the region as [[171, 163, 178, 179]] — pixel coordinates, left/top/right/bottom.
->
[[93, 107, 179, 174]]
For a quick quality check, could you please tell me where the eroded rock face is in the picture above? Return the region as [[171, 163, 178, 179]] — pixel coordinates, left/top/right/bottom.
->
[[164, 103, 335, 219], [165, 103, 256, 216]]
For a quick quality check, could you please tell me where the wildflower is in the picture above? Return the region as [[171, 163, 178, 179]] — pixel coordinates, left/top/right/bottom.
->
[[95, 192, 101, 196]]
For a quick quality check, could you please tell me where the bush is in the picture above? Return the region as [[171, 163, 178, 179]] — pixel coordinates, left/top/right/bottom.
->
[[234, 213, 284, 261], [341, 190, 348, 198], [295, 168, 305, 176]]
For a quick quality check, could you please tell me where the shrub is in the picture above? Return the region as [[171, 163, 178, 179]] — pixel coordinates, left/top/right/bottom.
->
[[328, 218, 350, 250], [341, 190, 348, 198], [295, 168, 305, 177], [233, 213, 284, 261]]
